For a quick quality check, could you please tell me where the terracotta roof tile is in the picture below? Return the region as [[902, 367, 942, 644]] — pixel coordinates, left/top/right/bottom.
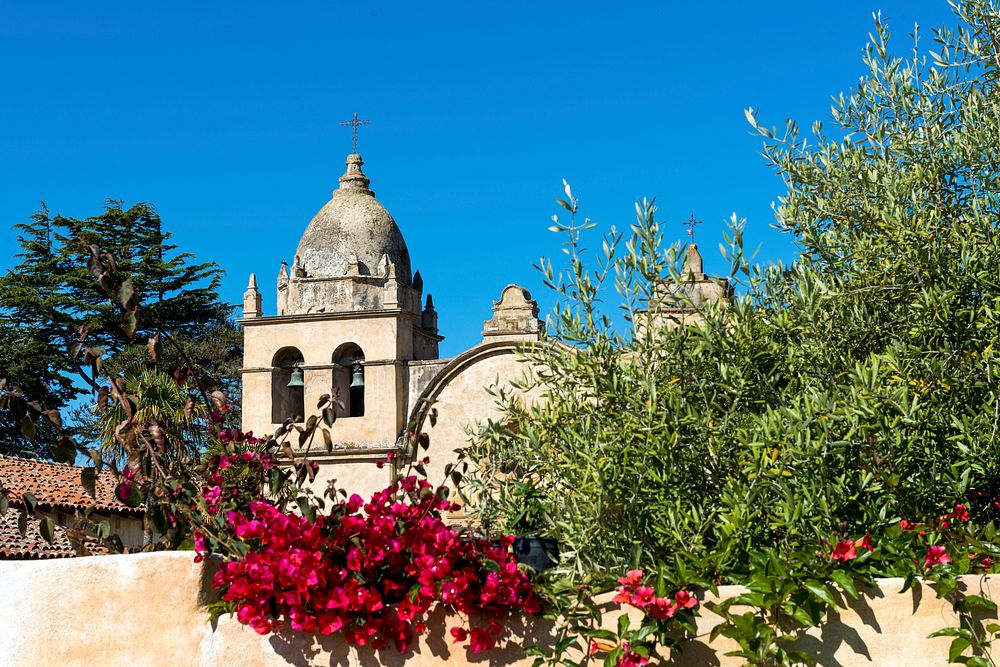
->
[[0, 456, 142, 516], [0, 510, 109, 559]]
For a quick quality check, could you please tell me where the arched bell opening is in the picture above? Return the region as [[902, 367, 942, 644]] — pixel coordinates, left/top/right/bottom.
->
[[332, 343, 365, 418], [271, 347, 305, 423]]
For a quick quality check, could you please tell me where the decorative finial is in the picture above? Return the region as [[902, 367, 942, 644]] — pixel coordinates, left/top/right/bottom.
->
[[243, 273, 262, 318], [339, 113, 371, 154], [337, 153, 373, 195], [683, 214, 703, 243]]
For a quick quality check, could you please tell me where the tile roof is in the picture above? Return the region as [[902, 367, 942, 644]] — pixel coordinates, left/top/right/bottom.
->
[[0, 510, 109, 559], [0, 456, 142, 516]]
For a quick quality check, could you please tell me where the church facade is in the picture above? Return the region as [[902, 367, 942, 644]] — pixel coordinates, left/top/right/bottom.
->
[[239, 152, 543, 497]]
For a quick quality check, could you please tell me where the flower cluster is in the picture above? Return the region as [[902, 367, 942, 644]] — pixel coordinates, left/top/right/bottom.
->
[[612, 569, 697, 621], [201, 432, 272, 516], [202, 474, 540, 653]]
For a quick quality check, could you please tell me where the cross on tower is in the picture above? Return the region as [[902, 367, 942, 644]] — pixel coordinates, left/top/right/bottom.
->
[[683, 214, 703, 243], [340, 113, 372, 154]]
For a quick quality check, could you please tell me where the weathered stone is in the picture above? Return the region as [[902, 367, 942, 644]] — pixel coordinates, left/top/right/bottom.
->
[[242, 274, 262, 319], [288, 154, 412, 315], [482, 284, 543, 342]]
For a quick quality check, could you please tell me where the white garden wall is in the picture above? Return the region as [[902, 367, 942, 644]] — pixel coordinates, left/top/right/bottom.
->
[[0, 552, 995, 666]]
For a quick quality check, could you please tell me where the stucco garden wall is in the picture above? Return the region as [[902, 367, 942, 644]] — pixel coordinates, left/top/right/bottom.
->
[[1, 551, 997, 666]]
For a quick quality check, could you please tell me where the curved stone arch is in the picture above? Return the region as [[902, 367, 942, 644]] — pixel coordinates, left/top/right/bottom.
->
[[272, 346, 304, 368], [406, 340, 552, 485]]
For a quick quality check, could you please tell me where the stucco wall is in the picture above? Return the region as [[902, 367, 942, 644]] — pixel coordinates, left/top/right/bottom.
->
[[2, 550, 995, 666], [412, 343, 541, 488]]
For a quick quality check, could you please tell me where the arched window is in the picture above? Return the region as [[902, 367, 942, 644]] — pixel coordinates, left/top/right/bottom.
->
[[332, 343, 365, 418], [271, 347, 305, 423]]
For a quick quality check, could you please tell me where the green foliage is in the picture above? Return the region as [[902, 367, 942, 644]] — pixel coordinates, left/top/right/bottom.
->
[[463, 1, 1000, 664], [0, 201, 240, 457]]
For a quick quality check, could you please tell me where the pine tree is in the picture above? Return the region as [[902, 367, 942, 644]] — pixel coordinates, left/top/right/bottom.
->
[[0, 201, 241, 457]]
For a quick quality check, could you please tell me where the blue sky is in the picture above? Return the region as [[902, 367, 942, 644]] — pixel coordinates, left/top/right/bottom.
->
[[0, 1, 956, 356]]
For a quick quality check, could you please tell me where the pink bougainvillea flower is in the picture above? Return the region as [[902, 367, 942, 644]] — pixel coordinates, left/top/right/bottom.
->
[[450, 627, 468, 643], [469, 627, 494, 653], [115, 480, 132, 502], [924, 545, 951, 568], [831, 540, 857, 562]]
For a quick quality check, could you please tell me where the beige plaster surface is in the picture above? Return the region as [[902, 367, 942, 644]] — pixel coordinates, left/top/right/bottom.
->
[[0, 551, 996, 666], [409, 343, 540, 488], [242, 313, 414, 441]]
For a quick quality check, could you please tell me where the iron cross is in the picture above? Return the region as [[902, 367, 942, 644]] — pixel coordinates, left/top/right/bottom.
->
[[683, 214, 703, 243], [340, 113, 372, 153]]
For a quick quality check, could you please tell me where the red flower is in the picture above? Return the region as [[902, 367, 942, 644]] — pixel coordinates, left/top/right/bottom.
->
[[924, 545, 951, 568], [115, 480, 133, 502], [855, 532, 873, 552], [616, 642, 649, 667], [631, 586, 656, 608], [616, 569, 644, 587], [952, 504, 970, 522], [647, 597, 676, 619], [612, 587, 632, 605], [900, 519, 917, 530], [673, 590, 698, 610], [831, 540, 857, 562]]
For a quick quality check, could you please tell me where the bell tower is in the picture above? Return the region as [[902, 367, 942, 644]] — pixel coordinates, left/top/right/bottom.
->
[[239, 150, 443, 480]]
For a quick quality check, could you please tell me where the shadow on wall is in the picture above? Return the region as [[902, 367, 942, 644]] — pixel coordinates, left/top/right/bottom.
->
[[266, 608, 559, 667]]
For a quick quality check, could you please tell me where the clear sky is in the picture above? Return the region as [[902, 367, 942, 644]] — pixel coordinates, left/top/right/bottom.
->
[[0, 1, 957, 356]]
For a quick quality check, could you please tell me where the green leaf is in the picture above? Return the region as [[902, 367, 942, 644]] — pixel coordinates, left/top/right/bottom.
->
[[19, 416, 35, 441], [118, 278, 135, 308], [829, 569, 859, 600], [617, 613, 630, 636], [961, 594, 997, 612], [52, 436, 76, 464], [803, 580, 837, 609], [80, 468, 96, 499], [948, 636, 971, 662], [122, 311, 137, 339], [21, 492, 37, 514], [39, 516, 55, 544]]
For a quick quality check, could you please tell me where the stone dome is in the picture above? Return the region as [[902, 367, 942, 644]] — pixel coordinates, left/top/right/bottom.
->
[[294, 153, 412, 284]]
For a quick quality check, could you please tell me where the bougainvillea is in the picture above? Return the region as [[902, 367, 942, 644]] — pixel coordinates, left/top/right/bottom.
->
[[197, 464, 540, 654]]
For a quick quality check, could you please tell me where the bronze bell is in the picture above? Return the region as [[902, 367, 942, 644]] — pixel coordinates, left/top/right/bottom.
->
[[286, 368, 305, 388], [350, 365, 365, 388]]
